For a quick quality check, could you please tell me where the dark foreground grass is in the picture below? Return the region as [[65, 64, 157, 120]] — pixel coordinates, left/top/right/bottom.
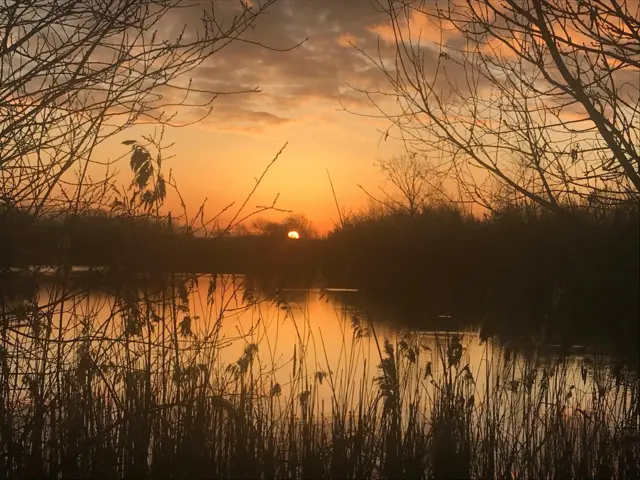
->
[[0, 273, 638, 479]]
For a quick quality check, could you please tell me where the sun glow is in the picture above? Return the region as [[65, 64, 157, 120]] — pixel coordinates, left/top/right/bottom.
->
[[287, 230, 300, 239]]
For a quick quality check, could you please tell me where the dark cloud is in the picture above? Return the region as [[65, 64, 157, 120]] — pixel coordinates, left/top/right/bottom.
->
[[162, 0, 395, 130], [206, 105, 292, 133]]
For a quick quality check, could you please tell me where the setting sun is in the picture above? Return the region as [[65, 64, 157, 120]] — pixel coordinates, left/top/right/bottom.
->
[[287, 230, 300, 239]]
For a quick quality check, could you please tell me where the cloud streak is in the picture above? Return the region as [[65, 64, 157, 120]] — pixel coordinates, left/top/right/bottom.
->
[[165, 0, 397, 132]]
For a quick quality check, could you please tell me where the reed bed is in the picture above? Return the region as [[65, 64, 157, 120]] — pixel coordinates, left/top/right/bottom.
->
[[0, 271, 638, 479]]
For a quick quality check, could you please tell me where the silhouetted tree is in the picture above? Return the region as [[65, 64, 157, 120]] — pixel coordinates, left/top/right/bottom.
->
[[359, 153, 442, 217], [354, 0, 639, 213], [0, 0, 282, 219], [252, 213, 317, 238]]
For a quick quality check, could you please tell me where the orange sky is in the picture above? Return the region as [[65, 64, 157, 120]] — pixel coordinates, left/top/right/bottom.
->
[[92, 0, 639, 234], [94, 0, 410, 234]]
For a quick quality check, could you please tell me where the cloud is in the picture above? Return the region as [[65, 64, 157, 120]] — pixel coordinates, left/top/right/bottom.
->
[[209, 106, 292, 133], [156, 0, 399, 132], [146, 0, 517, 136]]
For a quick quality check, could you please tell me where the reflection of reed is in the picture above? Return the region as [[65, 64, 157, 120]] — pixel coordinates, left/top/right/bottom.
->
[[0, 273, 638, 478]]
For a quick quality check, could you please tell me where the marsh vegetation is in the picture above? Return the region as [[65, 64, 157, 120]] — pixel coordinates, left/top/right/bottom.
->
[[0, 273, 638, 479]]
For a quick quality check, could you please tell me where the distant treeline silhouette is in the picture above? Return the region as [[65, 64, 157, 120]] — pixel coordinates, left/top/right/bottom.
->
[[325, 201, 639, 345], [2, 201, 638, 334], [0, 210, 324, 274]]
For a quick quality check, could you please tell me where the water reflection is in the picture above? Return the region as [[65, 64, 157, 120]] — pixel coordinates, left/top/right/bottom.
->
[[2, 272, 633, 411]]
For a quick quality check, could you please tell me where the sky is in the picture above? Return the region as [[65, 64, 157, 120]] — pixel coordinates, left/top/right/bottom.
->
[[103, 0, 411, 233], [93, 0, 638, 234], [8, 0, 638, 232]]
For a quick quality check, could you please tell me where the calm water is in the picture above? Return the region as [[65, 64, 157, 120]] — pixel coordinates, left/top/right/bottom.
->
[[4, 272, 632, 419]]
